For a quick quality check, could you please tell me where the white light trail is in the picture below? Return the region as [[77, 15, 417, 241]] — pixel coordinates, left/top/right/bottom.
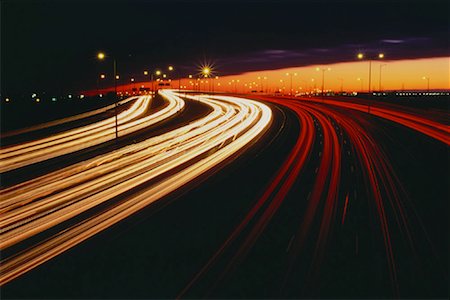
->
[[0, 90, 272, 285]]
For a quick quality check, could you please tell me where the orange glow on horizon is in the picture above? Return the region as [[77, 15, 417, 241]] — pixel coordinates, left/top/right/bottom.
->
[[84, 57, 449, 95]]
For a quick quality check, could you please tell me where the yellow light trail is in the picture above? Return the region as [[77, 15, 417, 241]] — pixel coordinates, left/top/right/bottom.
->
[[0, 90, 272, 285], [0, 94, 183, 173]]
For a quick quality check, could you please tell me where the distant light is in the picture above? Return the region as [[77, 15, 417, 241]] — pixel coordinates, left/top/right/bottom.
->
[[163, 74, 167, 78], [97, 52, 105, 60], [357, 53, 364, 59], [68, 94, 72, 99], [156, 70, 161, 75], [188, 74, 193, 78], [131, 78, 135, 82], [36, 98, 40, 103], [52, 97, 57, 102], [315, 67, 320, 71], [115, 75, 120, 80], [168, 66, 174, 71], [80, 94, 85, 99], [31, 93, 37, 98], [202, 67, 210, 75], [100, 74, 106, 79], [378, 53, 385, 59], [215, 76, 219, 79], [5, 98, 10, 102], [99, 94, 103, 97], [143, 70, 149, 75]]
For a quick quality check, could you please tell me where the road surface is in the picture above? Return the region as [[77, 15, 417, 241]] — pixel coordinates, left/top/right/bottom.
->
[[1, 91, 448, 299]]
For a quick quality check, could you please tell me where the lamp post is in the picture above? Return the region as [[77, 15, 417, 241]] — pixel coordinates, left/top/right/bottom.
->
[[202, 67, 210, 92], [379, 64, 387, 92], [97, 52, 119, 140], [357, 77, 363, 92], [316, 67, 331, 99], [286, 72, 298, 96], [357, 52, 384, 93], [422, 76, 430, 92], [338, 78, 344, 93]]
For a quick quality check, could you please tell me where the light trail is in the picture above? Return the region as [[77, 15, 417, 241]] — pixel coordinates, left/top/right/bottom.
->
[[297, 96, 450, 145], [0, 94, 183, 173], [0, 90, 272, 285], [179, 94, 445, 298], [0, 97, 138, 139]]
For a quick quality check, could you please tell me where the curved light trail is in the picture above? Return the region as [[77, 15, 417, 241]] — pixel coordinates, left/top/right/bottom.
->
[[0, 96, 138, 139], [179, 94, 448, 298], [0, 94, 183, 173], [0, 90, 272, 285]]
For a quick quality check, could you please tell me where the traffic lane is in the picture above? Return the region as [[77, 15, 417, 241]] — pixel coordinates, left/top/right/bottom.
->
[[0, 98, 298, 299], [0, 95, 211, 188], [202, 99, 447, 299], [1, 96, 141, 144]]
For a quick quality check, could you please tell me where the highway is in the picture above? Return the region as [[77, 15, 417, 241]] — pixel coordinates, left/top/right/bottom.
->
[[0, 90, 272, 285], [0, 91, 448, 299]]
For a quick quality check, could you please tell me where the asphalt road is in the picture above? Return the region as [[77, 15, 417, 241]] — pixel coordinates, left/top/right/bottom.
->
[[1, 92, 448, 299]]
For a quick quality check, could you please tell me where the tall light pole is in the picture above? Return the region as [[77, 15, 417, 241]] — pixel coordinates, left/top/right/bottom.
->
[[357, 52, 384, 93], [422, 76, 430, 92], [286, 72, 298, 96], [316, 67, 331, 99], [338, 78, 344, 93], [97, 52, 119, 140], [379, 64, 387, 91], [357, 77, 363, 92]]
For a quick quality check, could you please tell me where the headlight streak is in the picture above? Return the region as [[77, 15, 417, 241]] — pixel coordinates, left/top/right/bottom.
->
[[0, 97, 138, 139], [0, 94, 184, 173], [0, 90, 272, 285]]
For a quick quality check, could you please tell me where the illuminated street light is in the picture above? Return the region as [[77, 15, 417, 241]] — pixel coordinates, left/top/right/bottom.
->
[[422, 76, 430, 92], [379, 64, 387, 91], [338, 78, 344, 93], [286, 72, 298, 96], [316, 67, 331, 98], [97, 51, 119, 140], [100, 74, 106, 79], [156, 70, 161, 76], [357, 52, 385, 93], [202, 67, 210, 77], [168, 65, 174, 71], [143, 70, 148, 75], [357, 77, 364, 91]]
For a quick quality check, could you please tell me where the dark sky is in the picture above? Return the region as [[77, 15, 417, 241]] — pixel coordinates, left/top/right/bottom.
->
[[2, 0, 448, 94]]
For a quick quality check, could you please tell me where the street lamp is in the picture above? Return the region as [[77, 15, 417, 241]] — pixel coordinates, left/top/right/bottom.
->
[[316, 67, 331, 99], [357, 77, 363, 92], [97, 51, 119, 140], [379, 64, 387, 91], [357, 52, 385, 93], [286, 72, 298, 96], [338, 78, 344, 93], [422, 76, 430, 92]]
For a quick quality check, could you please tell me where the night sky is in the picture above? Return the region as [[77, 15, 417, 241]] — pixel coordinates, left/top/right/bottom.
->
[[2, 0, 448, 94]]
